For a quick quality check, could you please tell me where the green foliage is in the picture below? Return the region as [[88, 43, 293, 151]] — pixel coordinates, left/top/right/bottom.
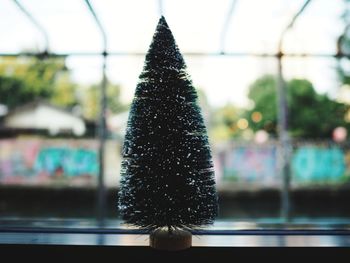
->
[[51, 73, 77, 108], [246, 75, 350, 139], [0, 57, 127, 120], [81, 83, 127, 120], [0, 76, 27, 109], [338, 0, 350, 85], [246, 75, 277, 134], [0, 57, 76, 109], [209, 103, 243, 142]]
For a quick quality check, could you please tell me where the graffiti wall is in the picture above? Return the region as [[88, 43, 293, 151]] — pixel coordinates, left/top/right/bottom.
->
[[219, 146, 277, 186], [291, 146, 349, 183], [2, 138, 350, 187], [0, 139, 101, 186], [218, 143, 350, 186]]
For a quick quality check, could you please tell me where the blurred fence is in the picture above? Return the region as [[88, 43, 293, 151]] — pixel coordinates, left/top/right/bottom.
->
[[1, 138, 350, 188]]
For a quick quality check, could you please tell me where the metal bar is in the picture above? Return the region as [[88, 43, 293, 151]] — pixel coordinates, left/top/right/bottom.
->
[[219, 0, 237, 53], [84, 0, 108, 227], [0, 52, 347, 58], [278, 0, 312, 51], [84, 0, 107, 52], [277, 0, 312, 223], [1, 227, 350, 236], [12, 0, 50, 53], [277, 56, 291, 222]]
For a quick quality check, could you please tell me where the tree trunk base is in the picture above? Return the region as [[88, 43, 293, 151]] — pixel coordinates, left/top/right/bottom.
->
[[150, 227, 192, 251]]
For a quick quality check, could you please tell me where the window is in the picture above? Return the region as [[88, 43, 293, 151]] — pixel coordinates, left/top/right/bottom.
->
[[1, 0, 350, 247]]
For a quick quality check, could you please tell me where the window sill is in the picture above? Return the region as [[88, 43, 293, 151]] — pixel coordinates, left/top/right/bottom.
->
[[1, 219, 350, 247]]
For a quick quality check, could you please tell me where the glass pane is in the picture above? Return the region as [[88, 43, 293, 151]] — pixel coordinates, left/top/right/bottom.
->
[[0, 0, 349, 239]]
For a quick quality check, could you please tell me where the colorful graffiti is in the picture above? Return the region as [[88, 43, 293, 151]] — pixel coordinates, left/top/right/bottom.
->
[[221, 146, 277, 185], [219, 144, 350, 185], [0, 139, 99, 185], [34, 147, 98, 177], [291, 146, 346, 182], [2, 138, 350, 186]]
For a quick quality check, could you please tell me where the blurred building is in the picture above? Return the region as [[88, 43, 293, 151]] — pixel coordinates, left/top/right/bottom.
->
[[2, 101, 86, 137]]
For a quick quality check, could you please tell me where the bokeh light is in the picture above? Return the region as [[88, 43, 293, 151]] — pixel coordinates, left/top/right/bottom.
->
[[333, 127, 347, 142], [237, 118, 249, 130], [251, 111, 262, 123]]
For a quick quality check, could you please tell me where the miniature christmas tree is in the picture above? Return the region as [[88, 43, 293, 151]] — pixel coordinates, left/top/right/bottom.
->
[[118, 16, 218, 249]]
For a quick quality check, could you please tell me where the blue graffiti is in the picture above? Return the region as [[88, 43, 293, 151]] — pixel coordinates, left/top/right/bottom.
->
[[292, 146, 345, 182], [223, 147, 277, 182], [34, 147, 98, 176]]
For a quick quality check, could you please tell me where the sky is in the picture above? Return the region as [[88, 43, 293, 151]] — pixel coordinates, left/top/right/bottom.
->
[[0, 0, 346, 108]]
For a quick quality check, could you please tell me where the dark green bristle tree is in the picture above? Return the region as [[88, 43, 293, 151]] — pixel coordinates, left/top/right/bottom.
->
[[118, 16, 218, 232]]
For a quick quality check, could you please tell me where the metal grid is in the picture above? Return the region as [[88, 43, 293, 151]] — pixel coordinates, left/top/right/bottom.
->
[[1, 0, 348, 224]]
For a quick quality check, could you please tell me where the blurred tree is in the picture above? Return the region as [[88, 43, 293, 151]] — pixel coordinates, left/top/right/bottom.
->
[[246, 75, 350, 139], [51, 73, 77, 108], [209, 103, 243, 142], [0, 57, 77, 109], [337, 0, 350, 84], [0, 57, 127, 130], [0, 76, 26, 109], [81, 83, 127, 120], [245, 75, 277, 135]]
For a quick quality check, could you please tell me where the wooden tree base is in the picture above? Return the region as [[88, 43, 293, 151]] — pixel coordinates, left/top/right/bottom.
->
[[150, 227, 192, 251]]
